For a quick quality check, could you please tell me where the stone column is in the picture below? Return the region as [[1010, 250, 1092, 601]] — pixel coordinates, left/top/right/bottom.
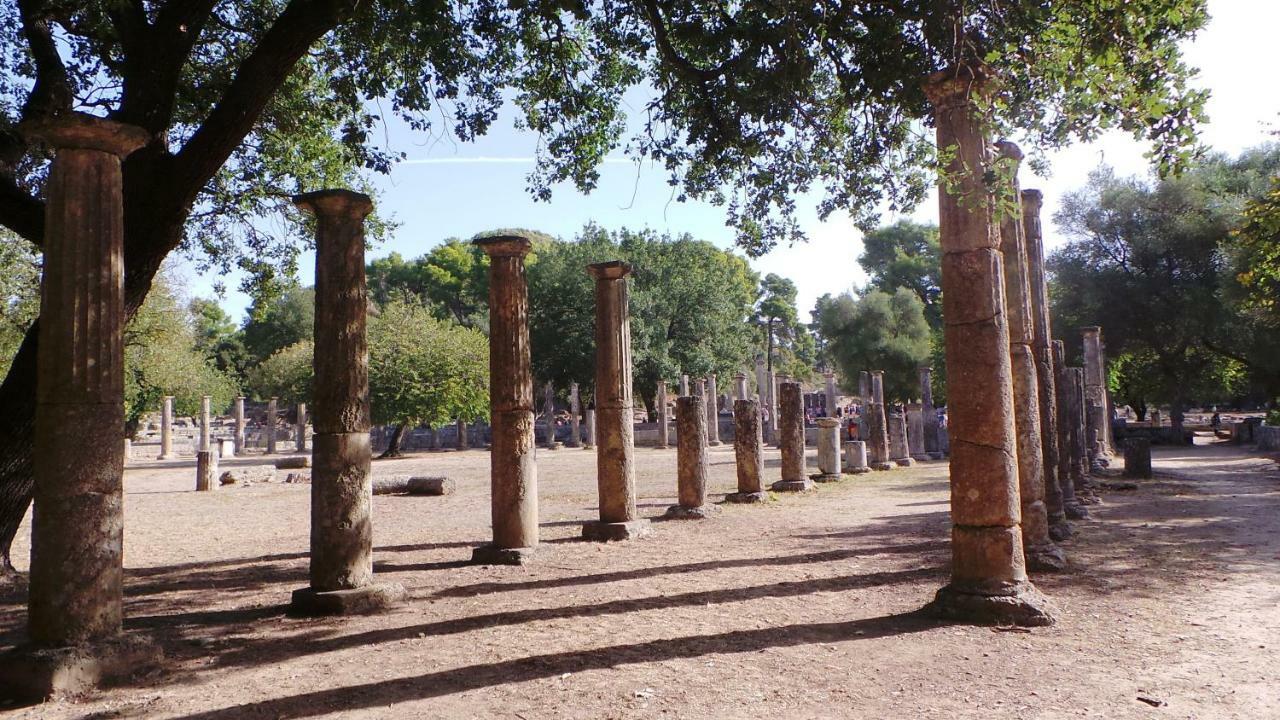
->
[[200, 395, 212, 452], [824, 371, 837, 417], [471, 235, 539, 564], [265, 397, 278, 454], [1123, 438, 1152, 479], [1068, 367, 1092, 497], [766, 369, 779, 445], [867, 373, 892, 471], [296, 402, 308, 452], [1022, 190, 1069, 541], [754, 357, 767, 401], [679, 374, 689, 396], [1080, 326, 1111, 459], [843, 441, 870, 474], [664, 395, 718, 519], [871, 370, 885, 406], [888, 411, 914, 467], [921, 65, 1052, 625], [814, 417, 842, 481], [456, 417, 469, 450], [919, 367, 940, 458], [727, 399, 768, 503], [567, 382, 582, 449], [583, 261, 649, 541], [908, 404, 928, 461], [585, 408, 597, 449], [705, 374, 722, 446], [656, 381, 670, 449], [430, 426, 442, 450], [734, 372, 748, 402], [159, 395, 174, 459], [232, 397, 245, 456], [995, 141, 1065, 572], [542, 381, 561, 450], [858, 371, 871, 444], [1052, 341, 1086, 521], [770, 381, 813, 492], [19, 115, 150, 666], [289, 189, 403, 614], [196, 450, 218, 492]]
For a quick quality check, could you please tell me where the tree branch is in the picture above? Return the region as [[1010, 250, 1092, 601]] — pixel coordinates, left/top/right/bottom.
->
[[17, 0, 73, 119], [0, 175, 44, 248]]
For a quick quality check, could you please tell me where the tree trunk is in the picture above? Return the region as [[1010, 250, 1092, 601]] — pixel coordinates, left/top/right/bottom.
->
[[378, 423, 408, 459], [0, 324, 37, 576]]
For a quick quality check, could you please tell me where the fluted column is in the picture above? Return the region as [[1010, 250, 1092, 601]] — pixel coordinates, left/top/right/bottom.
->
[[727, 399, 768, 503], [583, 262, 649, 541], [1052, 340, 1088, 521], [919, 367, 941, 458], [542, 381, 561, 449], [921, 65, 1053, 625], [705, 374, 722, 446], [472, 235, 539, 564], [1080, 326, 1111, 461], [289, 189, 403, 613]]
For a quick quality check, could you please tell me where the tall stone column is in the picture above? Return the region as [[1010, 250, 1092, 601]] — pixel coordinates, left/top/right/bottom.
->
[[679, 374, 689, 396], [754, 357, 767, 402], [995, 141, 1065, 572], [921, 66, 1053, 625], [919, 367, 940, 458], [542, 381, 561, 449], [1068, 367, 1092, 497], [888, 411, 914, 467], [159, 395, 174, 459], [265, 397, 278, 454], [824, 371, 838, 417], [585, 408, 597, 449], [1052, 341, 1086, 520], [871, 370, 885, 406], [766, 369, 779, 445], [664, 395, 718, 519], [289, 189, 403, 614], [814, 417, 842, 481], [867, 372, 892, 471], [908, 404, 929, 461], [196, 450, 218, 492], [567, 382, 582, 448], [200, 395, 212, 452], [656, 381, 670, 449], [583, 262, 649, 541], [770, 381, 813, 492], [705, 374, 722, 446], [471, 235, 539, 564], [232, 396, 246, 456], [858, 371, 871, 444], [734, 372, 748, 402], [296, 402, 308, 452], [1080, 326, 1111, 459], [1022, 189, 1069, 541], [727, 399, 768, 503], [456, 417, 469, 450], [4, 115, 159, 694]]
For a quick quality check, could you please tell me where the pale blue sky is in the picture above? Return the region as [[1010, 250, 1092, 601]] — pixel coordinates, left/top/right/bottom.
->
[[182, 0, 1279, 323]]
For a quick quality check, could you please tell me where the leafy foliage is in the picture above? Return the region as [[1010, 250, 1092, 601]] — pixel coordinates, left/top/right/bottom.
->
[[754, 273, 816, 381], [0, 231, 39, 379], [813, 288, 931, 403], [368, 242, 491, 329], [245, 340, 314, 406], [241, 285, 316, 364], [858, 220, 943, 330]]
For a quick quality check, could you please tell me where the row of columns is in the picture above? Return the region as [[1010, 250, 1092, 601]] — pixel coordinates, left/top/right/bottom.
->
[[158, 394, 309, 459]]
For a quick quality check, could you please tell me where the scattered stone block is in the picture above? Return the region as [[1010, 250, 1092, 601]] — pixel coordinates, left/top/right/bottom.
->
[[219, 466, 276, 485], [284, 472, 311, 484], [371, 475, 413, 495], [406, 476, 455, 495], [274, 455, 310, 469]]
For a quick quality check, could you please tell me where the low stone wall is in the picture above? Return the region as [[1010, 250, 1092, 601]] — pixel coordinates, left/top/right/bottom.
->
[[1257, 425, 1280, 451]]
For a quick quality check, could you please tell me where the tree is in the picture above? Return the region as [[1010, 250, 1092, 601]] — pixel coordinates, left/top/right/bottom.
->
[[241, 286, 316, 365], [189, 297, 251, 381], [754, 274, 800, 372], [858, 220, 943, 330], [0, 0, 1213, 576], [245, 340, 314, 406], [814, 288, 932, 402], [367, 242, 491, 328]]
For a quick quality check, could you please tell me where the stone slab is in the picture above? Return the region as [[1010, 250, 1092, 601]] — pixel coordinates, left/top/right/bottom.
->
[[662, 504, 720, 520], [288, 582, 406, 617], [894, 458, 915, 467], [406, 476, 455, 496], [810, 473, 842, 483], [724, 491, 769, 504], [0, 635, 161, 701], [470, 545, 536, 566], [770, 479, 814, 493], [274, 456, 310, 469], [581, 519, 651, 542]]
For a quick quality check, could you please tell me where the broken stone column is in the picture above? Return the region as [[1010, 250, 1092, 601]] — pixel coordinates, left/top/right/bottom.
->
[[867, 373, 892, 471], [266, 397, 278, 454], [1, 115, 160, 696], [665, 395, 718, 518], [289, 189, 403, 614], [456, 417, 469, 450], [843, 440, 871, 474], [200, 395, 212, 452], [727, 399, 768, 503], [908, 404, 929, 461], [585, 408, 597, 449], [1080, 326, 1111, 460], [296, 402, 308, 452], [734, 372, 748, 402], [888, 410, 914, 467], [542, 381, 561, 450], [1022, 189, 1068, 542], [656, 381, 670, 449], [705, 374, 722, 446], [824, 371, 837, 417], [159, 395, 174, 459], [919, 367, 941, 459], [567, 382, 582, 449], [1123, 438, 1153, 479], [196, 450, 218, 492], [583, 262, 649, 541], [471, 234, 539, 564], [921, 66, 1053, 625], [814, 417, 842, 481], [1052, 341, 1086, 521], [770, 381, 813, 492], [679, 374, 689, 396], [994, 141, 1065, 572], [233, 396, 245, 456]]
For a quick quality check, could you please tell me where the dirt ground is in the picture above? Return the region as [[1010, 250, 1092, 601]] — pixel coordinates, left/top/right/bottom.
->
[[2, 437, 1278, 719]]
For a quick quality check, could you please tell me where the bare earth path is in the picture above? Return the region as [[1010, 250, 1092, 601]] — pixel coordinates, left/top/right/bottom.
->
[[2, 439, 1277, 718]]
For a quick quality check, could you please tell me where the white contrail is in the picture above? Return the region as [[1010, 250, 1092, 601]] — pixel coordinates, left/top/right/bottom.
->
[[400, 156, 637, 165]]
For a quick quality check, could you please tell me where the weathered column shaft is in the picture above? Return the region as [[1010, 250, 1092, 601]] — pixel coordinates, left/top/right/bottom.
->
[[585, 408, 597, 448], [734, 373, 748, 402], [589, 261, 641, 529], [766, 369, 779, 442], [679, 374, 689, 396], [543, 382, 558, 447], [770, 381, 812, 492], [675, 395, 709, 508], [824, 371, 837, 417], [919, 367, 939, 456], [871, 370, 885, 406], [843, 440, 870, 473], [815, 417, 841, 479], [456, 417, 469, 450], [908, 404, 928, 461], [567, 382, 582, 448], [922, 66, 1050, 625], [729, 399, 766, 501], [754, 359, 767, 403], [1051, 341, 1081, 512], [160, 395, 174, 459], [196, 450, 218, 492], [858, 371, 871, 443], [656, 381, 670, 449], [233, 396, 245, 455], [1080, 326, 1110, 457], [266, 397, 278, 454], [200, 395, 212, 452], [705, 374, 722, 446], [1069, 367, 1090, 487], [296, 402, 308, 452], [888, 411, 914, 466]]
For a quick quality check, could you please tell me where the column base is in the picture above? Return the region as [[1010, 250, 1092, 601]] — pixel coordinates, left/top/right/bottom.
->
[[1026, 542, 1069, 573], [0, 634, 162, 701], [769, 479, 814, 492], [662, 504, 720, 520], [707, 440, 722, 447], [810, 473, 842, 483], [842, 467, 872, 475], [724, 491, 769, 504], [1064, 503, 1091, 520], [288, 582, 406, 617], [923, 581, 1055, 627], [893, 458, 915, 467], [581, 519, 651, 542], [1048, 520, 1074, 542], [911, 453, 930, 461], [928, 452, 946, 460], [470, 545, 536, 566], [870, 462, 894, 471]]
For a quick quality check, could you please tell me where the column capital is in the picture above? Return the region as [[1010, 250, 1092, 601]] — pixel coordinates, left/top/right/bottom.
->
[[1021, 189, 1044, 209], [474, 233, 533, 258], [20, 113, 148, 157], [994, 139, 1023, 163], [293, 189, 373, 220], [1079, 326, 1102, 336], [922, 63, 999, 108], [587, 260, 632, 280]]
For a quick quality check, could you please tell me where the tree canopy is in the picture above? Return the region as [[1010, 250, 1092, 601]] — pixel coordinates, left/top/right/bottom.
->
[[858, 220, 943, 330], [814, 288, 932, 403]]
